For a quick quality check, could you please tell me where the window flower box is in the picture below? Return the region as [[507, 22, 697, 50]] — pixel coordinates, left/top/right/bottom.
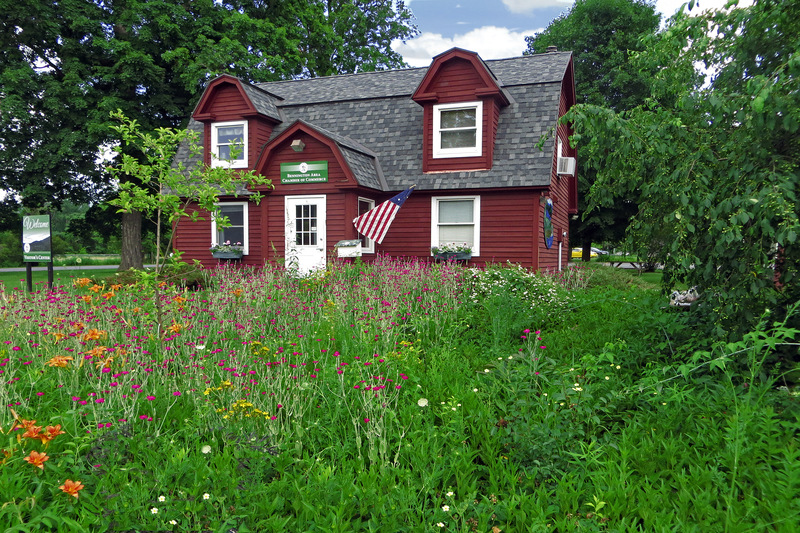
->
[[431, 242, 472, 261], [433, 251, 472, 261], [210, 241, 244, 260], [211, 250, 243, 260]]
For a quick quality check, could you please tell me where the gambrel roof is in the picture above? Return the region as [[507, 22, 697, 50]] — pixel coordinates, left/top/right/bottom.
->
[[176, 51, 573, 192]]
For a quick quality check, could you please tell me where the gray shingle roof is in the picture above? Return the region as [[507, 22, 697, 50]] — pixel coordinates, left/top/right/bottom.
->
[[239, 83, 283, 122], [180, 51, 572, 191], [174, 118, 205, 172]]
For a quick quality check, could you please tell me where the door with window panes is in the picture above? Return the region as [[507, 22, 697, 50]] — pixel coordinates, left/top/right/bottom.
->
[[285, 195, 326, 274]]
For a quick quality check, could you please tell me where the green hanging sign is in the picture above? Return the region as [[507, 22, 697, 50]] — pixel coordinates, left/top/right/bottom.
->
[[281, 161, 328, 184]]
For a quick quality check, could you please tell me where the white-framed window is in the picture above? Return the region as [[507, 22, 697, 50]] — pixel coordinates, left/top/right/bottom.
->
[[431, 196, 481, 255], [211, 202, 249, 254], [357, 197, 376, 253], [211, 121, 248, 168], [432, 101, 483, 158]]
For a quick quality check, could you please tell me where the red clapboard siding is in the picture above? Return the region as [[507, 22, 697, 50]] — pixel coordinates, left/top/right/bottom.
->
[[257, 133, 355, 189], [379, 197, 433, 257], [176, 189, 548, 271], [421, 59, 501, 173], [378, 190, 541, 269], [429, 58, 488, 102], [251, 118, 274, 166], [173, 201, 264, 268], [480, 192, 538, 269], [205, 84, 251, 120]]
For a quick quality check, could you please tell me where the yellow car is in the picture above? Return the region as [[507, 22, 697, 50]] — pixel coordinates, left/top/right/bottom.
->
[[571, 248, 598, 259]]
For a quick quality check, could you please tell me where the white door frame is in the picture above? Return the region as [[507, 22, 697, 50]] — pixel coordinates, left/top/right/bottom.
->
[[285, 195, 327, 274]]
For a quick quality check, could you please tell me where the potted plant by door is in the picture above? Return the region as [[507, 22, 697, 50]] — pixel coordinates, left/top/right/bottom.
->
[[431, 242, 472, 261], [210, 241, 244, 260]]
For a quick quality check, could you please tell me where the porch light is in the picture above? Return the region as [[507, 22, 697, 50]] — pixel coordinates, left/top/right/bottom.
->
[[291, 139, 305, 152]]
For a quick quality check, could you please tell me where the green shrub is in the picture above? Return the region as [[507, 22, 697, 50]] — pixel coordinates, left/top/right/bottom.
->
[[0, 229, 22, 267], [462, 262, 573, 353]]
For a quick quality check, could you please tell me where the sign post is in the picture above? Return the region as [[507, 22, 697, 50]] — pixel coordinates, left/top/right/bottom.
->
[[22, 214, 53, 292]]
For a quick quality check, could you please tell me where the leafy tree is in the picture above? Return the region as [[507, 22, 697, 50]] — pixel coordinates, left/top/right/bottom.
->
[[107, 111, 271, 332], [567, 0, 800, 335], [0, 0, 417, 269], [525, 0, 660, 261], [225, 0, 417, 77]]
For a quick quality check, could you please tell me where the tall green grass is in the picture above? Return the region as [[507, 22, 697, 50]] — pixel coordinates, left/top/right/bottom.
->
[[0, 260, 796, 531]]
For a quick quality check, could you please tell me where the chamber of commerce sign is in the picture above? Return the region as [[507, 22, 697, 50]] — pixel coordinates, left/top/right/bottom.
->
[[281, 161, 328, 184]]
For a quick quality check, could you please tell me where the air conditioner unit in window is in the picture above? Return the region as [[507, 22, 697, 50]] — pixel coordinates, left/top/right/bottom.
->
[[557, 156, 576, 176]]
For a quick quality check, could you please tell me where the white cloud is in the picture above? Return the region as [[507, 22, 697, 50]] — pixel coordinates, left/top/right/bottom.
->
[[502, 0, 573, 14], [393, 25, 542, 67]]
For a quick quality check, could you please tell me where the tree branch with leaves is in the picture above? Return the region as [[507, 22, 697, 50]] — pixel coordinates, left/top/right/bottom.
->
[[106, 110, 272, 336]]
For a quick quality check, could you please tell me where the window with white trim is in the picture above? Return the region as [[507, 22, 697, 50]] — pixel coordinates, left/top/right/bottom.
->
[[357, 197, 376, 253], [431, 196, 480, 255], [432, 101, 483, 158], [211, 202, 249, 254], [211, 121, 248, 168]]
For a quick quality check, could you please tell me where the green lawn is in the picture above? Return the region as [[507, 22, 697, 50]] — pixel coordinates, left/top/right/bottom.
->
[[0, 268, 119, 290]]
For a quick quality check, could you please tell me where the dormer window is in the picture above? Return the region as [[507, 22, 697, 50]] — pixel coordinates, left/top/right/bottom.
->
[[211, 121, 248, 168], [432, 101, 483, 158]]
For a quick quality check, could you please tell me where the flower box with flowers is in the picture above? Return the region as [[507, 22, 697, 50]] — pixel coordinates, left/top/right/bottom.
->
[[210, 241, 244, 259], [431, 243, 472, 261]]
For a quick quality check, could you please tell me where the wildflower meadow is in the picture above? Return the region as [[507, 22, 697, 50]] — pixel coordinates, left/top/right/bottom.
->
[[1, 258, 798, 531]]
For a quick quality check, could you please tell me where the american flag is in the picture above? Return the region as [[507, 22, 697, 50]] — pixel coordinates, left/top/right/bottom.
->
[[353, 186, 415, 244]]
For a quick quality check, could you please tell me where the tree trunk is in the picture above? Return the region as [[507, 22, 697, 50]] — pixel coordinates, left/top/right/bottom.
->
[[582, 237, 593, 262], [119, 211, 144, 270]]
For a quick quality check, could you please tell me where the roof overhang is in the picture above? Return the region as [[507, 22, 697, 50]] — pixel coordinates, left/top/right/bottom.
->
[[412, 48, 510, 107]]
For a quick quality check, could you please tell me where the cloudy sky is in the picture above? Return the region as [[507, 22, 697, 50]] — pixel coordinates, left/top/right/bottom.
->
[[393, 0, 747, 67]]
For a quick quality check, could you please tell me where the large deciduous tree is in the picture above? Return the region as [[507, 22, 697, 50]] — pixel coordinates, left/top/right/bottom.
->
[[0, 0, 417, 269], [567, 0, 800, 334], [524, 0, 660, 261]]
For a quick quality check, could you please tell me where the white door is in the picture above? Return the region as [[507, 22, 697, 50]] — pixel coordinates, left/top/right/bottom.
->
[[285, 195, 327, 274]]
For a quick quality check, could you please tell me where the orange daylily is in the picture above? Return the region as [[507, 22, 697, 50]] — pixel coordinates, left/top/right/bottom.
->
[[81, 295, 93, 304], [167, 322, 183, 334], [173, 295, 186, 305], [74, 278, 92, 288], [231, 288, 244, 298], [14, 417, 37, 431], [51, 332, 65, 343], [59, 479, 85, 498], [41, 424, 66, 444], [94, 356, 114, 369], [111, 284, 122, 291], [88, 284, 102, 293], [23, 449, 49, 469], [71, 322, 85, 331], [82, 328, 106, 341], [102, 291, 115, 300], [21, 425, 42, 440], [46, 355, 73, 368], [85, 346, 108, 358]]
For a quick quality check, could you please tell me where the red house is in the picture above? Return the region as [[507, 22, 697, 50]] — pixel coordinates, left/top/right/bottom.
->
[[173, 47, 577, 273]]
